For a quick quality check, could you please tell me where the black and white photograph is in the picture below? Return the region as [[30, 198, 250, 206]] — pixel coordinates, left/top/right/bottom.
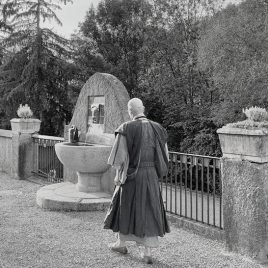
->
[[0, 0, 268, 267]]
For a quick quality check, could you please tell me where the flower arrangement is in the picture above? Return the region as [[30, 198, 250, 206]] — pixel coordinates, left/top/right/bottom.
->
[[243, 107, 268, 121], [17, 104, 33, 119], [227, 106, 268, 129]]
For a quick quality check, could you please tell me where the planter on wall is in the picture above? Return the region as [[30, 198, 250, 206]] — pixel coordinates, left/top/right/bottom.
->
[[217, 126, 268, 163], [10, 118, 41, 134]]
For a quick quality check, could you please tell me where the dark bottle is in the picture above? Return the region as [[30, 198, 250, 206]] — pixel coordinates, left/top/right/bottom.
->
[[68, 125, 75, 143], [73, 127, 79, 143]]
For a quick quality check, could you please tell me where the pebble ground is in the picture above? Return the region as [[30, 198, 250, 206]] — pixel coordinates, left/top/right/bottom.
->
[[0, 173, 265, 268]]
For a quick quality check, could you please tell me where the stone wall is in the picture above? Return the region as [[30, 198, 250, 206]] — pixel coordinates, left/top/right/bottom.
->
[[0, 130, 13, 174], [0, 129, 35, 179]]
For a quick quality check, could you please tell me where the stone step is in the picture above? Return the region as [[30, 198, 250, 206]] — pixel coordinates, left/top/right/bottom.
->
[[36, 182, 111, 211]]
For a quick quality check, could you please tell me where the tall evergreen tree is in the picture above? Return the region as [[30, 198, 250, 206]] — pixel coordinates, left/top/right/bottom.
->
[[0, 0, 74, 135]]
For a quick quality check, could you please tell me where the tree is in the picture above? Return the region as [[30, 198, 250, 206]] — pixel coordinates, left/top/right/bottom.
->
[[75, 0, 225, 155], [0, 0, 74, 135], [198, 0, 268, 125], [0, 0, 16, 32], [139, 0, 224, 154], [70, 33, 110, 86], [79, 0, 152, 97]]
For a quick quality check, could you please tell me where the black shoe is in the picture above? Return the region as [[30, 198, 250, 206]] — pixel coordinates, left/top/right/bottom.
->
[[143, 255, 153, 264]]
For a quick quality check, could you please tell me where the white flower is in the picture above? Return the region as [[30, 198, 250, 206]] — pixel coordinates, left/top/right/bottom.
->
[[242, 106, 268, 122], [17, 104, 33, 119]]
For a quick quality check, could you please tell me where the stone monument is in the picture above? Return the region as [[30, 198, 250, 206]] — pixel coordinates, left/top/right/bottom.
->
[[36, 73, 130, 211], [63, 72, 130, 193]]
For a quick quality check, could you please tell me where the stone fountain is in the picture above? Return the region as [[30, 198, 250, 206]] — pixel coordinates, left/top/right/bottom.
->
[[36, 73, 130, 211]]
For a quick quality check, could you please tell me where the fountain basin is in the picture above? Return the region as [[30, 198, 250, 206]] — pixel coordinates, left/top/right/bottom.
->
[[55, 142, 112, 173], [55, 142, 112, 193]]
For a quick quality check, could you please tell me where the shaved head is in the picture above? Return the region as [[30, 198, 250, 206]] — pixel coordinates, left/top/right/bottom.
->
[[128, 98, 145, 118]]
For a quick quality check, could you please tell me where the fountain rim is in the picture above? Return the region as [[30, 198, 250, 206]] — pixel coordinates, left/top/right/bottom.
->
[[56, 142, 112, 148]]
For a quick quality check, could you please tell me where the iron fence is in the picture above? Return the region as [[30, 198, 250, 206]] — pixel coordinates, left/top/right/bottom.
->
[[31, 135, 223, 228], [32, 134, 64, 183], [161, 152, 223, 229]]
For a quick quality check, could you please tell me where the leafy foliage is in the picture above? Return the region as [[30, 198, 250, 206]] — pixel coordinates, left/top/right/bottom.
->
[[0, 0, 74, 135], [2, 0, 268, 157], [198, 0, 268, 126]]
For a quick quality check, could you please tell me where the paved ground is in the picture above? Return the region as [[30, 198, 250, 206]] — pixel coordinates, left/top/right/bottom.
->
[[0, 172, 265, 268]]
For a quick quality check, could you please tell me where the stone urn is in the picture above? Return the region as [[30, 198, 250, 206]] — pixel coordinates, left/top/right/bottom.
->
[[10, 118, 41, 134], [217, 126, 268, 163]]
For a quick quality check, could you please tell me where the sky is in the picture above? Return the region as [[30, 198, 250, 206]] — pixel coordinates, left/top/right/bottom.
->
[[43, 0, 100, 38], [46, 0, 242, 38]]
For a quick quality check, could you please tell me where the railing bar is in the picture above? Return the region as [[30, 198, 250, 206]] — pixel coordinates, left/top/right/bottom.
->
[[51, 141, 53, 181], [52, 140, 55, 181], [36, 141, 39, 173], [190, 156, 193, 220], [169, 151, 220, 160], [40, 142, 43, 177], [174, 154, 178, 215], [54, 141, 57, 181], [170, 155, 173, 213], [49, 140, 52, 178], [185, 156, 187, 218], [45, 140, 48, 177], [213, 158, 216, 227], [196, 156, 199, 222], [48, 140, 52, 182], [58, 143, 61, 181], [219, 163, 223, 229], [42, 139, 45, 176], [201, 157, 204, 223], [207, 161, 210, 225], [180, 155, 182, 216]]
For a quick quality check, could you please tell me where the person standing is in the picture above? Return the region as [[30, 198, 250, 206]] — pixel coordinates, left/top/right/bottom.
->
[[104, 98, 170, 264]]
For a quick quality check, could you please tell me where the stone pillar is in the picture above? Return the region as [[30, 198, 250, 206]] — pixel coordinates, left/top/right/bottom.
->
[[218, 126, 268, 263], [221, 158, 268, 261], [11, 131, 35, 180]]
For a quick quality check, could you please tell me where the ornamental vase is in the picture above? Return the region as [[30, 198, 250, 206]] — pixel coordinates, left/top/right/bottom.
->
[[217, 126, 268, 163], [10, 118, 41, 134]]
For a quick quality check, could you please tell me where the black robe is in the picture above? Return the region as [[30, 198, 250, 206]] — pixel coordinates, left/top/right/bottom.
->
[[104, 117, 170, 238]]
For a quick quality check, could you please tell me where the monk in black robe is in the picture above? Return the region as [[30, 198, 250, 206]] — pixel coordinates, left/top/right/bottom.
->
[[104, 98, 170, 264]]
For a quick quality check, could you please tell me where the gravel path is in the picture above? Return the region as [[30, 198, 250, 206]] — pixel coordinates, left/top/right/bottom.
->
[[0, 173, 265, 268]]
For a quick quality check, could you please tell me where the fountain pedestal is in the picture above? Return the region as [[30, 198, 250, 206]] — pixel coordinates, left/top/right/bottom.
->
[[76, 172, 102, 193], [36, 142, 113, 211], [36, 182, 111, 211]]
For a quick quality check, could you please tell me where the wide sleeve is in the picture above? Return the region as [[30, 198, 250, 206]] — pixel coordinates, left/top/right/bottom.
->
[[108, 134, 126, 168], [107, 133, 129, 185], [119, 135, 129, 184]]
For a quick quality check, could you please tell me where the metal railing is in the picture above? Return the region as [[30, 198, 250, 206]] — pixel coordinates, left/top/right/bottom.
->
[[161, 152, 223, 229], [32, 134, 64, 183], [31, 135, 223, 228]]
